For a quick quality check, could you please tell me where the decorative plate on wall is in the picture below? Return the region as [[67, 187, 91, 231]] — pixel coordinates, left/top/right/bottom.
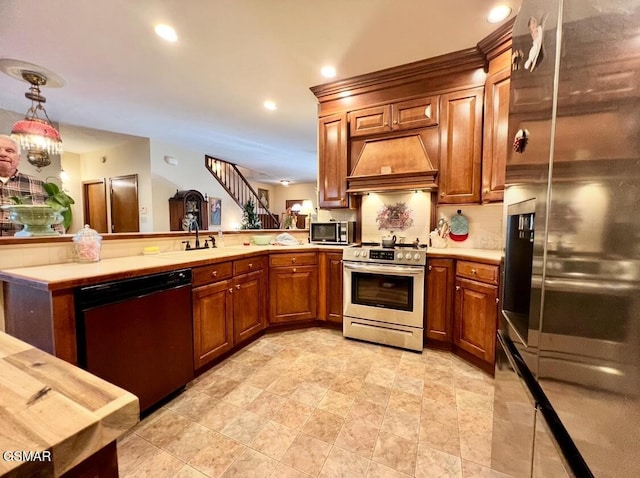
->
[[449, 210, 469, 242]]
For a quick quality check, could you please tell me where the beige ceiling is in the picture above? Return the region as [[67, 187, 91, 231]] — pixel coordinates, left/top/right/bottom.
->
[[0, 0, 519, 184]]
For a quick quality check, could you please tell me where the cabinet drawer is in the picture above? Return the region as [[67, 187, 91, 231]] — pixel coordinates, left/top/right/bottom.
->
[[456, 261, 499, 284], [234, 256, 266, 275], [270, 252, 317, 267], [192, 261, 233, 287]]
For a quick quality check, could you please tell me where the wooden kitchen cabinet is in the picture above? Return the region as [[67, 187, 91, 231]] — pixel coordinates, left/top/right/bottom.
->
[[192, 276, 234, 369], [348, 96, 439, 137], [324, 251, 343, 325], [318, 113, 349, 208], [232, 257, 266, 344], [482, 65, 510, 202], [453, 261, 499, 370], [425, 258, 454, 344], [269, 253, 318, 324], [438, 87, 484, 204]]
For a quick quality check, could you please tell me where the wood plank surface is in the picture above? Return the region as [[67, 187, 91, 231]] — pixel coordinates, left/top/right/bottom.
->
[[0, 332, 138, 477]]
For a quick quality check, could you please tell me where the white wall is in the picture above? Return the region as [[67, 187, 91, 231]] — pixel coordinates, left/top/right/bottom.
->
[[60, 151, 82, 233], [79, 138, 152, 232], [149, 140, 245, 231]]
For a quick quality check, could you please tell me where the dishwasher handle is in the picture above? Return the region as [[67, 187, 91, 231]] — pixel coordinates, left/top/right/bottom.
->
[[75, 268, 192, 309]]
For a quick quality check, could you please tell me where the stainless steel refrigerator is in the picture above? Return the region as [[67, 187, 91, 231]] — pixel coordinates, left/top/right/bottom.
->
[[492, 1, 640, 476]]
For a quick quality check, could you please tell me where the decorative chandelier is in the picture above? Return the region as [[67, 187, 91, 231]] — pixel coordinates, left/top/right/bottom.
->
[[11, 71, 63, 170]]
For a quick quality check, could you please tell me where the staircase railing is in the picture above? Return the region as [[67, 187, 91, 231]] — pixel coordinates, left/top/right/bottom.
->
[[205, 155, 280, 229]]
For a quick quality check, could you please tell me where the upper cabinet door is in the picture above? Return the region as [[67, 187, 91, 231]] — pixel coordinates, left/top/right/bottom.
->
[[438, 88, 484, 204], [482, 68, 511, 203], [319, 113, 349, 208], [349, 105, 391, 137], [392, 96, 439, 131]]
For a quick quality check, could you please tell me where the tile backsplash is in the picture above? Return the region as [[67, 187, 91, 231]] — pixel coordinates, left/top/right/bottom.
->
[[317, 192, 504, 250], [361, 192, 432, 245], [436, 203, 504, 250]]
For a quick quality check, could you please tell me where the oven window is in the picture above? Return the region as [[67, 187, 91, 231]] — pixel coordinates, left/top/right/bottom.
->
[[351, 271, 413, 311]]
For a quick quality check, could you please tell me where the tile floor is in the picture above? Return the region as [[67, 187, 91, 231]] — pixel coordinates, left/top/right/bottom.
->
[[117, 328, 504, 478]]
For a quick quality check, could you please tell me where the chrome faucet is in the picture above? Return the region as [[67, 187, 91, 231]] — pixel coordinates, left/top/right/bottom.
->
[[188, 219, 200, 248]]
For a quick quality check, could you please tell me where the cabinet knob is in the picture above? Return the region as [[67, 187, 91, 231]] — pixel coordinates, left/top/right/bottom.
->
[[440, 192, 445, 197], [228, 288, 233, 293], [471, 269, 477, 274], [456, 285, 460, 291], [383, 122, 389, 126], [249, 263, 253, 269], [292, 258, 297, 263], [496, 297, 500, 304], [211, 271, 218, 277], [428, 265, 432, 271], [484, 188, 489, 194], [393, 120, 398, 124], [236, 284, 241, 290], [293, 268, 297, 273]]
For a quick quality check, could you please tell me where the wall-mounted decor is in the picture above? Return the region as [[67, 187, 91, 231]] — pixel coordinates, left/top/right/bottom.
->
[[376, 201, 414, 230], [209, 197, 221, 226], [258, 188, 269, 209]]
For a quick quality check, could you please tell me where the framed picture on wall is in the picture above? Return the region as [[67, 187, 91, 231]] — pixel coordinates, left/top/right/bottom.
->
[[209, 197, 221, 226], [258, 188, 269, 209]]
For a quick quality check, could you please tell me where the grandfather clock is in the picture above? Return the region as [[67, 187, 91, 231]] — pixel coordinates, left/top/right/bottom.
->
[[168, 189, 209, 231]]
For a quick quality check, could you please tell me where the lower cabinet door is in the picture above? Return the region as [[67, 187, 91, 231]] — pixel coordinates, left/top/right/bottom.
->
[[233, 270, 265, 344], [326, 253, 343, 325], [453, 277, 497, 363], [425, 258, 454, 343], [192, 279, 234, 369], [269, 265, 318, 323]]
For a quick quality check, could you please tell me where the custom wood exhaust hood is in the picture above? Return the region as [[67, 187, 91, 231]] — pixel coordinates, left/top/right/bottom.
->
[[347, 132, 438, 193]]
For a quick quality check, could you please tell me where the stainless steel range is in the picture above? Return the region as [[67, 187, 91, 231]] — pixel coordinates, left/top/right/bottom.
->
[[342, 243, 426, 351]]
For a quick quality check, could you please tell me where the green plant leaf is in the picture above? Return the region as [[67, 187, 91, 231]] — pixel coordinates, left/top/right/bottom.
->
[[43, 182, 74, 230]]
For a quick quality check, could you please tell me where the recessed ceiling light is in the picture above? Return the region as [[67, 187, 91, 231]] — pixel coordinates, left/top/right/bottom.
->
[[487, 5, 511, 23], [321, 66, 336, 78], [280, 180, 290, 186], [155, 24, 178, 42], [264, 100, 277, 111]]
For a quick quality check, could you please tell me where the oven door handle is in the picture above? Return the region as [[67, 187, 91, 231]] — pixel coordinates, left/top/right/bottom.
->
[[343, 262, 424, 276]]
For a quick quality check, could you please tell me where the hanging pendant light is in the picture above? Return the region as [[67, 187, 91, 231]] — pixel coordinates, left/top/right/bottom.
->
[[11, 71, 63, 170]]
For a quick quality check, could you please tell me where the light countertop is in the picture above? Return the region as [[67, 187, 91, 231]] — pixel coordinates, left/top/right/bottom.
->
[[427, 247, 502, 264], [0, 331, 139, 477], [0, 244, 501, 290]]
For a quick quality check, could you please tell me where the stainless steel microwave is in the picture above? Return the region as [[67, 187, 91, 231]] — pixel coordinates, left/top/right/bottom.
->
[[310, 221, 356, 244]]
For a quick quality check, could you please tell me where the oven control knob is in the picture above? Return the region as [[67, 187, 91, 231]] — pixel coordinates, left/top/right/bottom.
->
[[354, 251, 360, 257], [397, 252, 404, 259], [414, 253, 421, 260], [362, 250, 368, 258]]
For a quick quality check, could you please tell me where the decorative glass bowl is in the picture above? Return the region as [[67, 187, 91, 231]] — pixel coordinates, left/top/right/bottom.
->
[[1, 204, 64, 237]]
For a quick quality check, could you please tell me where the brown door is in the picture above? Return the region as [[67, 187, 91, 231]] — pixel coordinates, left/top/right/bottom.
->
[[110, 174, 139, 233], [82, 179, 108, 233]]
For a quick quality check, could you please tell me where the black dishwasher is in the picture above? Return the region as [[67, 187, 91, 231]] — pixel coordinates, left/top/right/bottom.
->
[[75, 269, 194, 413]]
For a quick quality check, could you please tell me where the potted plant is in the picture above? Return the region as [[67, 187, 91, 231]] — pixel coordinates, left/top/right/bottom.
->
[[240, 200, 262, 229], [43, 182, 75, 230], [5, 182, 75, 235]]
